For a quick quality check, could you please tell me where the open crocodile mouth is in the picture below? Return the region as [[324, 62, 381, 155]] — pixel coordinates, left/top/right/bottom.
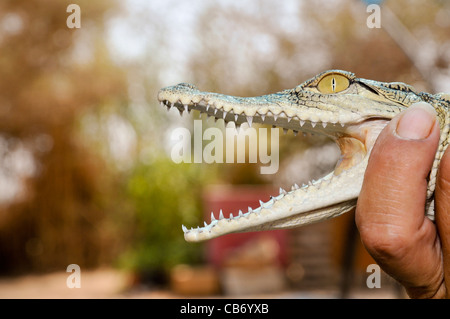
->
[[158, 81, 391, 242]]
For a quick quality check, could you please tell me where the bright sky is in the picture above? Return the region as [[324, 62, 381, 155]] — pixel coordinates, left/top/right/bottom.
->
[[106, 0, 317, 85]]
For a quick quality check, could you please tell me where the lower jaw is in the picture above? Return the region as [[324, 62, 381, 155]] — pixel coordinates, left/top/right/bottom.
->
[[184, 155, 370, 242]]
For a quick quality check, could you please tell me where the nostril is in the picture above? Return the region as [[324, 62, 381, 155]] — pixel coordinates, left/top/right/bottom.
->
[[177, 83, 198, 90]]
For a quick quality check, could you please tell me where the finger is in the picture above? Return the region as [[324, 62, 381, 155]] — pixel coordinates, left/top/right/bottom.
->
[[356, 102, 444, 298], [435, 146, 450, 298]]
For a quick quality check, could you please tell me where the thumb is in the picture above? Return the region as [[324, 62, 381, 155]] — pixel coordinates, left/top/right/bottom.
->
[[356, 102, 444, 298]]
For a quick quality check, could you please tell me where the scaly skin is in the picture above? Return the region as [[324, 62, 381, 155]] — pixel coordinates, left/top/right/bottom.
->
[[158, 70, 450, 242]]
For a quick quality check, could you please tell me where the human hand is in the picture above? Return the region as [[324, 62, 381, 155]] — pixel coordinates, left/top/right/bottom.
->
[[356, 102, 450, 299]]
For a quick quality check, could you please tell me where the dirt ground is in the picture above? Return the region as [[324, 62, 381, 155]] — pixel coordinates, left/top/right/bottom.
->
[[0, 269, 133, 299], [0, 268, 401, 299]]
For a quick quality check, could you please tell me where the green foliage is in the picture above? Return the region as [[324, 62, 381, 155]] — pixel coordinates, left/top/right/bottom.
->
[[119, 157, 211, 274]]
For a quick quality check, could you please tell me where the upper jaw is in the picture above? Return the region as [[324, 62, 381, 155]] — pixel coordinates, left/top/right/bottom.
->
[[158, 82, 391, 171], [157, 83, 369, 131], [158, 82, 393, 242]]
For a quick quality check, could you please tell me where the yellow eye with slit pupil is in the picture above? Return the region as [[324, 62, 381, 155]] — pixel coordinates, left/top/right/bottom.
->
[[317, 73, 350, 94]]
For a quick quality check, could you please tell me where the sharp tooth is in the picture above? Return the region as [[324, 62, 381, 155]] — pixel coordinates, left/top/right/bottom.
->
[[287, 117, 292, 123], [204, 221, 208, 227], [206, 104, 210, 112], [273, 114, 278, 122], [311, 122, 316, 128], [279, 187, 286, 195], [293, 130, 298, 136], [223, 110, 228, 120], [230, 213, 233, 219], [260, 114, 265, 122], [184, 104, 189, 113], [182, 225, 188, 233], [294, 183, 300, 190], [322, 122, 327, 128], [300, 120, 305, 126], [214, 108, 218, 115], [259, 200, 264, 206], [248, 206, 253, 213], [239, 210, 243, 217], [283, 128, 288, 135], [219, 209, 224, 219], [247, 116, 253, 127], [235, 114, 239, 122], [211, 212, 216, 221]]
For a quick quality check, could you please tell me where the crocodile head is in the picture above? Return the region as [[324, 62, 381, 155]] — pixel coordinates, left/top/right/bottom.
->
[[158, 70, 448, 242]]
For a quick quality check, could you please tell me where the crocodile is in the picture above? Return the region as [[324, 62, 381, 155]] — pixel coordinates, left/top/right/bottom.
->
[[157, 70, 450, 242]]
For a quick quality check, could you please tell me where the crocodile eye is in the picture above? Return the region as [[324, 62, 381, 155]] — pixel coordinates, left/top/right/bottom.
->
[[317, 73, 350, 94]]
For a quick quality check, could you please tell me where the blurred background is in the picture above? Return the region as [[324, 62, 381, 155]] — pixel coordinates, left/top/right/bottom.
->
[[0, 0, 449, 298]]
